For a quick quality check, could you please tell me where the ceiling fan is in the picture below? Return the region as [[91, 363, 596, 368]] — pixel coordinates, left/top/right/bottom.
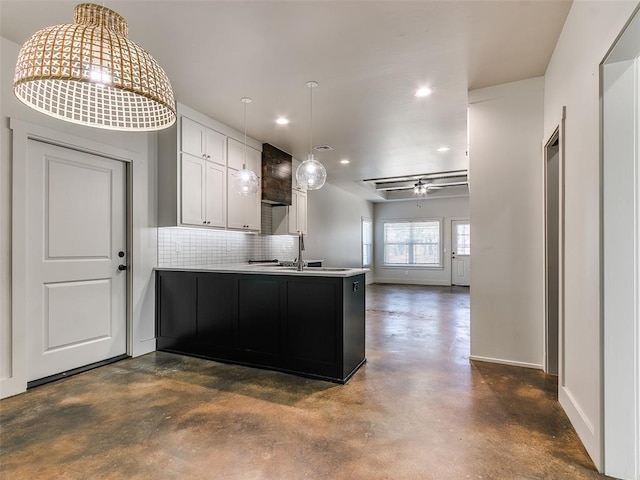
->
[[413, 179, 443, 195]]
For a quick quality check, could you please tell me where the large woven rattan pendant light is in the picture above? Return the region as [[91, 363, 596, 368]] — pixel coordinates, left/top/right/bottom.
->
[[14, 3, 176, 131]]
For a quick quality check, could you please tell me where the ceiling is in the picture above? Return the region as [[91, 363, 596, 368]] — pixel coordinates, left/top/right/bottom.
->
[[0, 0, 572, 201]]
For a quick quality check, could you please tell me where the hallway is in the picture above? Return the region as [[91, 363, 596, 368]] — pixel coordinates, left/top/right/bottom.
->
[[0, 285, 605, 479]]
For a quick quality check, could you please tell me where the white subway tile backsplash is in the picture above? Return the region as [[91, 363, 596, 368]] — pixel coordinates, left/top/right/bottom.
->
[[158, 227, 297, 267]]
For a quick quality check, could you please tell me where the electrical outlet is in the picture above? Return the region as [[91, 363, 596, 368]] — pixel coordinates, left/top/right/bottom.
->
[[404, 270, 409, 275], [175, 241, 182, 253]]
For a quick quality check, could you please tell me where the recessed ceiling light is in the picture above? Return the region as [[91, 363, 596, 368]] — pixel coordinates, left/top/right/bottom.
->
[[340, 159, 350, 165], [276, 117, 289, 125], [415, 87, 432, 97], [437, 146, 450, 152]]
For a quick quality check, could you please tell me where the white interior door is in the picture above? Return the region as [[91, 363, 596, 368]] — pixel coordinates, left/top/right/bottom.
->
[[451, 220, 471, 286], [26, 140, 127, 382]]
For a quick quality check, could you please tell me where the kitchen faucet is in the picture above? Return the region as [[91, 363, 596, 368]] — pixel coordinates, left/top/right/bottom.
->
[[297, 231, 305, 271]]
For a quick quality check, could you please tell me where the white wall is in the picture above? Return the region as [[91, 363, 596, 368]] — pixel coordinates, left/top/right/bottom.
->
[[374, 196, 469, 285], [0, 36, 157, 398], [544, 1, 639, 472], [305, 182, 374, 281], [468, 77, 545, 370], [602, 56, 639, 480]]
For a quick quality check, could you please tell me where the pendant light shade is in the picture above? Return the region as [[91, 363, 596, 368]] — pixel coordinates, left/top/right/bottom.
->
[[296, 81, 327, 191], [296, 154, 327, 190], [13, 3, 176, 131], [233, 97, 259, 196]]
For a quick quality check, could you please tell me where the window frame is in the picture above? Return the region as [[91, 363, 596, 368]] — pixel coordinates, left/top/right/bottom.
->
[[361, 217, 373, 268], [382, 219, 443, 269]]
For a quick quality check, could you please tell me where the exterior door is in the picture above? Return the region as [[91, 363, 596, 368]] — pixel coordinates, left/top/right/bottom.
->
[[451, 220, 471, 286], [26, 140, 127, 382]]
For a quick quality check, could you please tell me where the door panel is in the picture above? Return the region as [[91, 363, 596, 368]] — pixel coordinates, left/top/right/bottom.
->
[[181, 153, 206, 226], [26, 140, 127, 382], [205, 161, 226, 227], [181, 117, 204, 158], [45, 280, 111, 350], [47, 159, 112, 258], [451, 220, 471, 286]]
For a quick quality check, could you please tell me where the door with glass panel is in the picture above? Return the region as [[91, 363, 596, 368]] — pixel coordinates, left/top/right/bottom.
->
[[451, 220, 470, 286]]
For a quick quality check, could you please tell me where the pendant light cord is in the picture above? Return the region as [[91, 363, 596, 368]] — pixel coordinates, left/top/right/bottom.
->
[[243, 99, 247, 170], [309, 83, 313, 156]]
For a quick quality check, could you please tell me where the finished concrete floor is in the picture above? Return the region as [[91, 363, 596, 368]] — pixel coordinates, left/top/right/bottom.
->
[[1, 284, 607, 479]]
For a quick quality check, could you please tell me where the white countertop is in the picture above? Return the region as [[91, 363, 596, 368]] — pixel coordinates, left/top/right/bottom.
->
[[155, 263, 369, 278]]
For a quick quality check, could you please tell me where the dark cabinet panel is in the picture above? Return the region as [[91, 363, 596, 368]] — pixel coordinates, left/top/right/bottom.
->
[[157, 271, 197, 342], [286, 279, 339, 365], [156, 271, 366, 383], [197, 274, 235, 348], [237, 276, 281, 355], [343, 277, 366, 379]]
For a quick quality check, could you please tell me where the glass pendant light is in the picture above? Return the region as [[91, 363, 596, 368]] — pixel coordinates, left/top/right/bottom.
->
[[233, 97, 260, 196], [13, 3, 176, 131], [296, 81, 327, 190]]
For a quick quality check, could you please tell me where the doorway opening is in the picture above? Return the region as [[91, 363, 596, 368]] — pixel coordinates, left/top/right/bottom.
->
[[544, 128, 561, 376]]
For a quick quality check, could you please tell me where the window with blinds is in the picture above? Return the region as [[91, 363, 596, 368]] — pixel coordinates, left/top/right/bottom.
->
[[383, 220, 442, 267]]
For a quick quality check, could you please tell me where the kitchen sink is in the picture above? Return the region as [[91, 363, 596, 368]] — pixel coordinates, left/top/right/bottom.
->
[[305, 267, 351, 272]]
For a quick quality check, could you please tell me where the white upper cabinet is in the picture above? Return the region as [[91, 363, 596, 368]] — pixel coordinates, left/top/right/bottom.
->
[[180, 153, 206, 226], [227, 138, 261, 231], [181, 116, 226, 165], [205, 161, 227, 227], [157, 103, 262, 231], [272, 157, 307, 235], [180, 154, 227, 228], [273, 188, 307, 235], [295, 189, 307, 234]]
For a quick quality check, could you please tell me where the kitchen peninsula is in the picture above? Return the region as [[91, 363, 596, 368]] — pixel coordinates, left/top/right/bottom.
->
[[155, 265, 367, 383]]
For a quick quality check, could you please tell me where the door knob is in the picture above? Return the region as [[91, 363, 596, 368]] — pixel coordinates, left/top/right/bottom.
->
[[118, 264, 127, 271]]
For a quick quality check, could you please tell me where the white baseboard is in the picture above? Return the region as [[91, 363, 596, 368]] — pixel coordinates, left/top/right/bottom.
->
[[374, 278, 452, 287], [0, 377, 27, 399], [469, 355, 544, 370]]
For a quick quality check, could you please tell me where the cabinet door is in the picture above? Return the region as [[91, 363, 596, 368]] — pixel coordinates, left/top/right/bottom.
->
[[181, 117, 204, 158], [157, 271, 197, 342], [204, 128, 226, 165], [227, 137, 245, 170], [205, 162, 226, 227], [197, 274, 235, 348], [296, 190, 307, 234], [237, 276, 281, 355], [227, 167, 261, 231], [288, 193, 297, 233], [181, 153, 206, 226], [286, 278, 338, 365]]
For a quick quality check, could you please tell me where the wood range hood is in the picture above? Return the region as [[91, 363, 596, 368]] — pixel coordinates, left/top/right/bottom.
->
[[261, 143, 292, 206]]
